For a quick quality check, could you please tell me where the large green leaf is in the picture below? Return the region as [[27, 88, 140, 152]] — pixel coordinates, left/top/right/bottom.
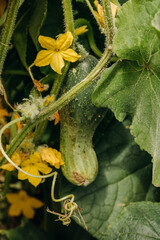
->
[[105, 202, 160, 240], [60, 113, 159, 239], [92, 0, 160, 186]]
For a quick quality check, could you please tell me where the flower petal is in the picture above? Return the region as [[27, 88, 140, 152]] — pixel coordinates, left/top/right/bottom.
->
[[6, 193, 19, 203], [50, 52, 64, 74], [8, 203, 22, 217], [29, 152, 42, 163], [0, 163, 15, 171], [38, 35, 56, 50], [61, 49, 81, 62], [28, 176, 42, 187], [30, 198, 44, 208], [75, 26, 88, 36], [18, 167, 42, 187], [35, 162, 52, 174], [56, 31, 73, 51], [34, 50, 54, 67], [40, 148, 64, 168], [18, 168, 29, 180], [27, 169, 42, 187], [22, 205, 35, 219]]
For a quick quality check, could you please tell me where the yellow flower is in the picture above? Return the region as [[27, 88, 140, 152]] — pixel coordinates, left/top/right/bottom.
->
[[40, 148, 64, 169], [18, 152, 52, 187], [6, 190, 43, 219], [0, 151, 22, 171], [75, 26, 88, 36], [34, 31, 81, 74], [94, 1, 118, 28]]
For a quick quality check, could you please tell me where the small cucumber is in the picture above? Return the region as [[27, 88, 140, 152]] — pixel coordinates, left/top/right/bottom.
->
[[60, 55, 106, 186]]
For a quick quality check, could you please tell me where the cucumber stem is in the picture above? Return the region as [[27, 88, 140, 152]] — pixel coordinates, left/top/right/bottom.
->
[[0, 0, 20, 87], [62, 0, 75, 35], [101, 0, 115, 44]]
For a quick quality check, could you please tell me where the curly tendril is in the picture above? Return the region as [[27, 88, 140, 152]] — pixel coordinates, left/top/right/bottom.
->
[[47, 172, 87, 229]]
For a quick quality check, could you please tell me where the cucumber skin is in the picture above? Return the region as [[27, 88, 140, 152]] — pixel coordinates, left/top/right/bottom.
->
[[60, 55, 107, 186]]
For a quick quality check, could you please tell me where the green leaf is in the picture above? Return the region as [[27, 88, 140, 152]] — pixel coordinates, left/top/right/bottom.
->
[[29, 0, 47, 49], [105, 202, 160, 239], [92, 0, 160, 186], [2, 219, 53, 240], [13, 6, 32, 69], [113, 0, 160, 62], [60, 114, 159, 239], [152, 10, 160, 40]]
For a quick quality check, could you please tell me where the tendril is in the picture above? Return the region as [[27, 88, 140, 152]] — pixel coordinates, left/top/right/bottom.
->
[[47, 172, 88, 229]]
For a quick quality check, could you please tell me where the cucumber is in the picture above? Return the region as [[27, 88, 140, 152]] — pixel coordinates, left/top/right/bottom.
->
[[60, 55, 106, 186]]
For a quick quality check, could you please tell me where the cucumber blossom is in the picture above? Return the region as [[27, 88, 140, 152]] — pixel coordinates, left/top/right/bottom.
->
[[60, 55, 106, 186]]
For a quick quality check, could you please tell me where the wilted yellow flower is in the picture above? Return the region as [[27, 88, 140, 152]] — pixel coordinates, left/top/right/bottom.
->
[[6, 190, 43, 219], [40, 148, 64, 169], [18, 152, 52, 187], [33, 79, 46, 92], [94, 0, 118, 28], [0, 151, 22, 171], [75, 26, 88, 36], [54, 111, 60, 125], [34, 31, 81, 74]]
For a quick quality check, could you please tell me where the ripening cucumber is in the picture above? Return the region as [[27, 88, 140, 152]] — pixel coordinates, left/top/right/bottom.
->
[[60, 55, 107, 186]]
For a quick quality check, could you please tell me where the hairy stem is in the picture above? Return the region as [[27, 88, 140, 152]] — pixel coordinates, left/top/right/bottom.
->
[[62, 0, 75, 34], [0, 0, 20, 79], [101, 0, 115, 44]]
